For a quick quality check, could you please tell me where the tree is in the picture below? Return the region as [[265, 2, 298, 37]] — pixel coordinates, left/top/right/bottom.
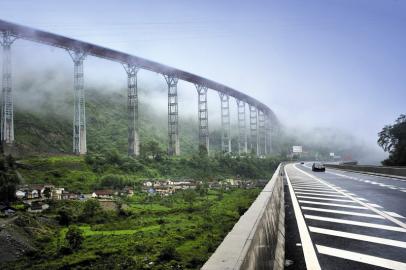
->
[[57, 207, 73, 226], [378, 114, 406, 166], [81, 199, 102, 220], [43, 187, 51, 199], [65, 225, 84, 250], [142, 140, 164, 160], [0, 155, 19, 203]]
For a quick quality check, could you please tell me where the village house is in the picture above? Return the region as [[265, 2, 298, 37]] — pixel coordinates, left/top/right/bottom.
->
[[92, 189, 114, 199], [52, 188, 65, 200], [28, 201, 49, 213]]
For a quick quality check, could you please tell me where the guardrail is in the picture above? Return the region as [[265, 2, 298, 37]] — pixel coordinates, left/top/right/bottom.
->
[[201, 164, 285, 270], [325, 164, 406, 178]]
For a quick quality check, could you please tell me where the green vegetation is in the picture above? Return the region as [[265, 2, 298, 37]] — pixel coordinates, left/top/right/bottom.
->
[[2, 188, 263, 270], [0, 76, 282, 269], [17, 152, 280, 193], [378, 114, 406, 166]]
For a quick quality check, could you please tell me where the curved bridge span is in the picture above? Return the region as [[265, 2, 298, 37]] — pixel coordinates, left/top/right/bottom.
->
[[0, 19, 277, 156]]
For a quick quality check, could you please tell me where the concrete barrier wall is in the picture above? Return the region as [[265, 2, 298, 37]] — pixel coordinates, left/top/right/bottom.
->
[[325, 164, 406, 177], [201, 164, 285, 270]]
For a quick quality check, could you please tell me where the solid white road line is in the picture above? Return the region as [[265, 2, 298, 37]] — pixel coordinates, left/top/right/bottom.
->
[[295, 192, 348, 198], [299, 200, 367, 209], [301, 207, 384, 219], [384, 212, 405, 219], [309, 226, 406, 248], [304, 215, 406, 232], [316, 245, 406, 270], [297, 196, 354, 202], [293, 164, 406, 229], [285, 167, 321, 270]]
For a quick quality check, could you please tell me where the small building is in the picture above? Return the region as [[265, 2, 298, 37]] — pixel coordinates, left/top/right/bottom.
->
[[15, 190, 26, 199], [28, 201, 49, 213], [92, 189, 114, 199], [52, 188, 65, 200]]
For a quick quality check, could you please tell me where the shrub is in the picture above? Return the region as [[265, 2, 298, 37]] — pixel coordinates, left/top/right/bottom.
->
[[65, 225, 84, 250]]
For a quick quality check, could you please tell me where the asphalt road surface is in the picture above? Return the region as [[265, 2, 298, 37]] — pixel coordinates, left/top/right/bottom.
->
[[285, 163, 406, 270]]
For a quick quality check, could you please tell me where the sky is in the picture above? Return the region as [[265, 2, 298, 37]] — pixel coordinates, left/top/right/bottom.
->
[[0, 0, 405, 161]]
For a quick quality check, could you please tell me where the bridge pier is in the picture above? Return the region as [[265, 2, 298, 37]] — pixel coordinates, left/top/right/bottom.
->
[[236, 99, 247, 155], [249, 105, 258, 156], [196, 84, 209, 154], [265, 114, 272, 155], [258, 110, 266, 156], [164, 75, 180, 156], [219, 92, 231, 153], [123, 64, 140, 156], [0, 31, 16, 147], [68, 50, 87, 155]]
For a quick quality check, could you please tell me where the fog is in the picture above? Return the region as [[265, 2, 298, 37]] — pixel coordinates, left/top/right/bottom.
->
[[1, 0, 405, 164]]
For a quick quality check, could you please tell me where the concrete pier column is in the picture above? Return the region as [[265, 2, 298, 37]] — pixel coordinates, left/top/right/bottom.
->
[[258, 110, 266, 156], [219, 92, 231, 153], [164, 75, 179, 156], [0, 31, 16, 146], [123, 64, 140, 156], [68, 50, 87, 155], [196, 84, 209, 154], [249, 105, 258, 156], [236, 99, 247, 155]]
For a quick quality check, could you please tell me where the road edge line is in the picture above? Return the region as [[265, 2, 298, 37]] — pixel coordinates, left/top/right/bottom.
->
[[285, 165, 321, 270]]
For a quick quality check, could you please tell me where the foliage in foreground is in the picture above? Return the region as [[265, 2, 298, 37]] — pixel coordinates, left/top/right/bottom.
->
[[2, 188, 262, 270], [378, 114, 406, 166]]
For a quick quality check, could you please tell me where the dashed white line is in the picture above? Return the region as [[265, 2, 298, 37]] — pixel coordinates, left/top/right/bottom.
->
[[316, 245, 406, 270], [297, 196, 354, 202], [304, 215, 406, 232], [299, 200, 367, 209], [310, 226, 406, 248], [301, 207, 384, 219], [294, 192, 348, 198], [293, 188, 340, 194]]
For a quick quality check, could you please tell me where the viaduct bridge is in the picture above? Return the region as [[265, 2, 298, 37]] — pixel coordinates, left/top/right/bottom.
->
[[0, 19, 277, 156]]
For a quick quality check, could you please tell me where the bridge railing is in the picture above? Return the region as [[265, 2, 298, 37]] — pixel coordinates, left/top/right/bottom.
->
[[325, 164, 406, 178], [201, 163, 285, 270]]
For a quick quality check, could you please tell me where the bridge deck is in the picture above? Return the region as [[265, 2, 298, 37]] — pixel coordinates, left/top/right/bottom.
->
[[0, 19, 275, 118]]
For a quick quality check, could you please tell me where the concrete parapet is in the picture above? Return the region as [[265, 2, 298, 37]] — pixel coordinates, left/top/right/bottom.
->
[[201, 164, 285, 270], [325, 164, 406, 178]]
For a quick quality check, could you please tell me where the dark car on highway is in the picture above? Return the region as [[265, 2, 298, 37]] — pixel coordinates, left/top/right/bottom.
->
[[312, 162, 325, 172]]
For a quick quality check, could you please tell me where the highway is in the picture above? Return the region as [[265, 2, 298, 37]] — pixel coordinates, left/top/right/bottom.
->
[[285, 163, 406, 270]]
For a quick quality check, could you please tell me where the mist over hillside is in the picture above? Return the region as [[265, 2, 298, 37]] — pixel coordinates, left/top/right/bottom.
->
[[10, 69, 385, 164]]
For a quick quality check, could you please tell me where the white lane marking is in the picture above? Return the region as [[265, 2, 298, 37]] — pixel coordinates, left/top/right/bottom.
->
[[384, 212, 405, 219], [297, 196, 354, 202], [295, 192, 348, 198], [326, 170, 404, 191], [299, 200, 367, 209], [285, 167, 321, 270], [293, 188, 340, 194], [310, 226, 406, 249], [301, 207, 384, 219], [354, 197, 368, 201], [304, 215, 406, 232], [292, 185, 334, 191], [292, 184, 330, 189], [293, 165, 406, 229], [367, 203, 383, 208], [316, 245, 406, 270]]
